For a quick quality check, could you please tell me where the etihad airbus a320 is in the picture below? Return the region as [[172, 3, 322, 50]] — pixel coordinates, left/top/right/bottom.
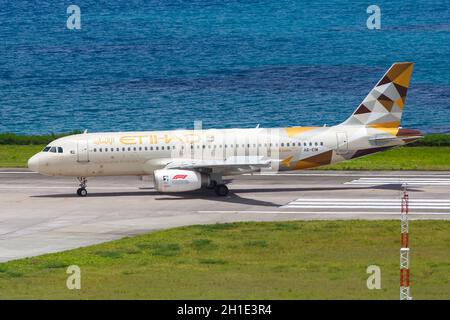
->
[[28, 62, 422, 197]]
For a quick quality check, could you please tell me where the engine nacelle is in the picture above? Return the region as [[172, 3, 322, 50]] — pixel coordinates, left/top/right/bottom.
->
[[153, 169, 210, 192]]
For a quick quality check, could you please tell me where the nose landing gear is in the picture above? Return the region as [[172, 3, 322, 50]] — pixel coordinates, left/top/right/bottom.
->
[[76, 177, 88, 197]]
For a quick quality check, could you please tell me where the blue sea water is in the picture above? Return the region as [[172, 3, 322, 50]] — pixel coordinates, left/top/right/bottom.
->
[[0, 0, 449, 134]]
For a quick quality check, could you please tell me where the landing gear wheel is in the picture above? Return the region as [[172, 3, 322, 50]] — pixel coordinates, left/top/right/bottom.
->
[[76, 177, 88, 197], [207, 180, 217, 190], [214, 184, 229, 196], [77, 188, 87, 197]]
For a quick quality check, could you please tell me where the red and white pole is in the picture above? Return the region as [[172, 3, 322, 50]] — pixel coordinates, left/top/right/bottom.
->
[[400, 183, 411, 300]]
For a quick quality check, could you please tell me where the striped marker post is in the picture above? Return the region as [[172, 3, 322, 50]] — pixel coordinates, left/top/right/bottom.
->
[[400, 184, 411, 300]]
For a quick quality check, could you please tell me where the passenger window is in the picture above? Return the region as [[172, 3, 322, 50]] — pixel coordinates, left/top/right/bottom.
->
[[281, 143, 284, 147], [128, 147, 131, 151], [309, 142, 312, 146], [167, 146, 170, 150], [94, 148, 97, 152], [99, 148, 102, 152], [315, 142, 318, 146], [286, 143, 290, 147], [320, 142, 324, 146], [156, 146, 159, 150], [122, 147, 125, 151], [139, 147, 142, 151], [150, 146, 153, 151], [161, 146, 164, 150]]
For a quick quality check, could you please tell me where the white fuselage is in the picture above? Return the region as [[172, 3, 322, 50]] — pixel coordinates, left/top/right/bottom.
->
[[27, 125, 409, 178]]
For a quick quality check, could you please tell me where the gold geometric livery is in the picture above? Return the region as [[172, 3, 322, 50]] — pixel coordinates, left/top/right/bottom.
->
[[342, 62, 414, 129]]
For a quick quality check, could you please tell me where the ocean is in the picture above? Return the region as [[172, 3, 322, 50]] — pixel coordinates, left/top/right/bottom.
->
[[0, 0, 449, 134]]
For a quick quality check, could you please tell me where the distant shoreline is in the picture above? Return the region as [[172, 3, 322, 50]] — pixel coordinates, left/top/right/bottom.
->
[[1, 132, 449, 146]]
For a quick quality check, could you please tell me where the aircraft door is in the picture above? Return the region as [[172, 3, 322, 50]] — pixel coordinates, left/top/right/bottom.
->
[[336, 132, 348, 155], [77, 140, 89, 162]]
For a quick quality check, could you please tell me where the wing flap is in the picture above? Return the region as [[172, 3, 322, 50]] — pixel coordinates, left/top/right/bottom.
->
[[165, 156, 271, 172]]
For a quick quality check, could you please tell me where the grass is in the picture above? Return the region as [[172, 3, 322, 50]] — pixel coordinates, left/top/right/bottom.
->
[[0, 145, 44, 167], [1, 144, 449, 170], [321, 147, 450, 170], [408, 133, 450, 147], [0, 131, 81, 145], [0, 220, 449, 299], [1, 132, 449, 170]]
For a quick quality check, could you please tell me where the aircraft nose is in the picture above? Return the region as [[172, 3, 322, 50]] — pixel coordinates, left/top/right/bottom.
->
[[28, 155, 40, 172]]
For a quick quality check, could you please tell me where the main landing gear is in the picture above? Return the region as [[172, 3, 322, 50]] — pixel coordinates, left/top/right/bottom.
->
[[207, 174, 229, 196], [76, 177, 88, 197], [214, 184, 229, 197]]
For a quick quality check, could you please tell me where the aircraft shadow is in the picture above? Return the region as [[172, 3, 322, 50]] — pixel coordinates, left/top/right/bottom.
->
[[31, 189, 279, 207], [30, 184, 422, 208]]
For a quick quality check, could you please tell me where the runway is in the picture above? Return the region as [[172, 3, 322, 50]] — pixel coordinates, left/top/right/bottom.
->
[[1, 169, 449, 262]]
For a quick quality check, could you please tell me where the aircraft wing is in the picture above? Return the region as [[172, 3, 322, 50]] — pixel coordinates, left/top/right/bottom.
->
[[164, 156, 272, 173]]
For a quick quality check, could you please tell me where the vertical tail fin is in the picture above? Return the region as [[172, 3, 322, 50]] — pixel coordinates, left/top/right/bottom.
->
[[341, 62, 414, 128]]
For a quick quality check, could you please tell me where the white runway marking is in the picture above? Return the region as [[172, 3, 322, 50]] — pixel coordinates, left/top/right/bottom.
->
[[0, 186, 142, 190], [345, 177, 450, 186], [198, 210, 449, 216], [282, 198, 450, 210], [254, 173, 450, 177], [0, 171, 38, 174]]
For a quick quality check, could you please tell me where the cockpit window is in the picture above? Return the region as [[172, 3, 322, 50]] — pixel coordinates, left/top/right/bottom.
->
[[43, 146, 63, 153]]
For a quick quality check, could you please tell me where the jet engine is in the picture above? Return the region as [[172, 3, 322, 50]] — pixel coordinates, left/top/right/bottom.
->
[[153, 169, 210, 192]]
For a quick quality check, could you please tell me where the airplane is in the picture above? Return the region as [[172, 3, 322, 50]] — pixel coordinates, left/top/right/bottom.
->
[[28, 62, 423, 197]]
